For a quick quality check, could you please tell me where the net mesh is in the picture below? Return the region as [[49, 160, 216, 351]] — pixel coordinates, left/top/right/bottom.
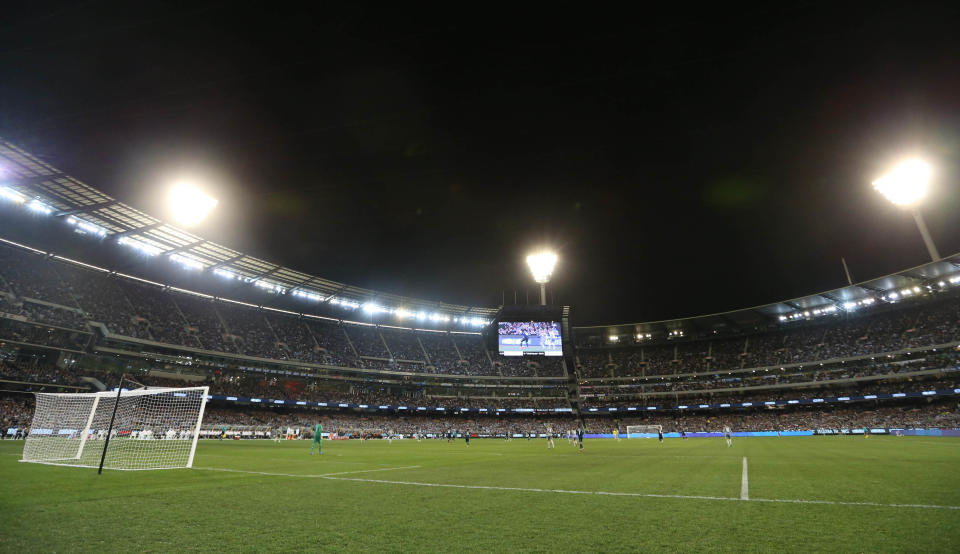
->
[[626, 425, 662, 438], [22, 386, 208, 470]]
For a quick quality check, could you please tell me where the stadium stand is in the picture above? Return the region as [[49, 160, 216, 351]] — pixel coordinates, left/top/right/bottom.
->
[[0, 202, 957, 429]]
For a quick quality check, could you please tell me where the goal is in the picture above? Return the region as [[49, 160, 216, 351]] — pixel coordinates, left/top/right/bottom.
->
[[626, 425, 662, 438], [21, 386, 208, 471]]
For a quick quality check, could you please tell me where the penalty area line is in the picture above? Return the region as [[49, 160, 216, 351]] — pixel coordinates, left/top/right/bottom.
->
[[322, 476, 960, 511]]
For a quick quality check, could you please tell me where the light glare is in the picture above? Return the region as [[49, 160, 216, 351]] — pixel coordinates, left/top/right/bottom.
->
[[872, 159, 931, 207], [526, 251, 558, 283], [169, 183, 218, 226]]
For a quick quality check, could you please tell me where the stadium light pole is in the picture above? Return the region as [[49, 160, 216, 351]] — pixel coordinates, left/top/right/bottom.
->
[[872, 159, 940, 262], [526, 251, 558, 305]]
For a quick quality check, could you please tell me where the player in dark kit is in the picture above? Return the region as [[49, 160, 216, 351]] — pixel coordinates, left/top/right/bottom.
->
[[658, 429, 664, 443], [576, 427, 584, 452], [464, 432, 470, 447], [519, 332, 530, 347]]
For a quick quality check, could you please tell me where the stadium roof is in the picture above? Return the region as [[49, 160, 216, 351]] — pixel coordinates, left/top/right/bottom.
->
[[577, 252, 960, 339], [3, 138, 958, 335], [0, 139, 499, 321]]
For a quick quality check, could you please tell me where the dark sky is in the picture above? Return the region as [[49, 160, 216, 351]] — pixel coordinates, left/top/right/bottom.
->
[[1, 3, 958, 325]]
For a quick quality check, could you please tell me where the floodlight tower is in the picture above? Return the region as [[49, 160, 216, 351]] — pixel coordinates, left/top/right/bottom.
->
[[872, 159, 940, 262], [526, 251, 558, 305]]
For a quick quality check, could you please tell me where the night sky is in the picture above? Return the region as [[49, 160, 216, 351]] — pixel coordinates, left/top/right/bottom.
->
[[1, 3, 958, 325]]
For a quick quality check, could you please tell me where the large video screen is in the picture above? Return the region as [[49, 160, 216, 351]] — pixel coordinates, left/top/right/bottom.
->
[[498, 321, 562, 356]]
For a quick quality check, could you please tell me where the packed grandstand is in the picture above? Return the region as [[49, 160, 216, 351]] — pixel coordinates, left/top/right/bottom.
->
[[0, 140, 958, 439]]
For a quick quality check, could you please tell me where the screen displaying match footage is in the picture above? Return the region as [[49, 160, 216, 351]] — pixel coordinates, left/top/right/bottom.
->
[[498, 321, 562, 356]]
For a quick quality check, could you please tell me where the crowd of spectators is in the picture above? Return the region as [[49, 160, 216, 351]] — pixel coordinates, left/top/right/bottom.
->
[[599, 400, 960, 433], [579, 297, 959, 378], [0, 396, 33, 435], [380, 328, 423, 361], [580, 350, 960, 397], [0, 294, 89, 331], [0, 318, 89, 351], [496, 357, 536, 377], [580, 372, 959, 409], [1, 244, 957, 386], [418, 331, 461, 373], [0, 360, 84, 387], [346, 326, 390, 358]]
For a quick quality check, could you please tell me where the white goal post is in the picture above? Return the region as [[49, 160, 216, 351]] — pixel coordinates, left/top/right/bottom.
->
[[21, 386, 208, 471], [626, 425, 662, 438]]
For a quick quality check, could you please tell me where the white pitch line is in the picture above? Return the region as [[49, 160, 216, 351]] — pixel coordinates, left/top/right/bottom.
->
[[318, 466, 423, 477], [322, 475, 960, 511], [740, 457, 749, 500], [196, 465, 421, 478]]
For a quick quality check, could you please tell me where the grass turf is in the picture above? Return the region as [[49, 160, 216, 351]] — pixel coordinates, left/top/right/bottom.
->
[[1, 436, 958, 552]]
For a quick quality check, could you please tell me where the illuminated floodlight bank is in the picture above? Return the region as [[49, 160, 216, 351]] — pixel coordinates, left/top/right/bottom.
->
[[363, 303, 389, 314], [170, 253, 203, 270], [872, 158, 940, 261], [66, 216, 108, 237], [169, 183, 218, 226], [27, 199, 52, 214], [526, 250, 558, 306], [526, 251, 558, 283], [253, 279, 285, 294], [213, 268, 236, 280], [329, 298, 360, 309], [872, 159, 931, 207], [118, 237, 162, 256], [292, 289, 322, 301], [0, 186, 26, 203]]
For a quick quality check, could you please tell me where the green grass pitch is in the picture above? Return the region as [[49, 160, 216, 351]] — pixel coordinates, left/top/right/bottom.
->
[[2, 436, 958, 552]]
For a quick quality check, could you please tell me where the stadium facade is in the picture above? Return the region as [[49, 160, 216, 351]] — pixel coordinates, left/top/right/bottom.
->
[[1, 139, 958, 437]]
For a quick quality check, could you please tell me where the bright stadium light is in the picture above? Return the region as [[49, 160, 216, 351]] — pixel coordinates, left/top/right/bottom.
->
[[169, 183, 218, 226], [872, 159, 939, 261], [526, 251, 558, 305], [0, 186, 26, 203], [27, 199, 52, 214], [872, 159, 931, 207]]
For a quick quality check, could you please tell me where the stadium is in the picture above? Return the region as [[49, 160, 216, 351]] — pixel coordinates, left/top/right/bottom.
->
[[2, 5, 959, 553]]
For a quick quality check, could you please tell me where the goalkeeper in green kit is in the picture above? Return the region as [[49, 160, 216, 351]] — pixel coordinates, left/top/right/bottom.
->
[[310, 422, 323, 455]]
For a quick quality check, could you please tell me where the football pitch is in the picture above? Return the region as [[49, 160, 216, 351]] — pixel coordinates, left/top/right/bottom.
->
[[1, 436, 959, 552]]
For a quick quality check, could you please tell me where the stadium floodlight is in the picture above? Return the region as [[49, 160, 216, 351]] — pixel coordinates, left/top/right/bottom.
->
[[170, 253, 203, 270], [117, 237, 162, 256], [169, 183, 218, 226], [526, 251, 558, 305], [27, 199, 52, 214], [872, 159, 940, 261], [872, 159, 930, 207]]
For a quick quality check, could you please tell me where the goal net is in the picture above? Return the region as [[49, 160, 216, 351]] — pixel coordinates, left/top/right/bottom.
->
[[21, 386, 208, 471], [626, 425, 662, 438]]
